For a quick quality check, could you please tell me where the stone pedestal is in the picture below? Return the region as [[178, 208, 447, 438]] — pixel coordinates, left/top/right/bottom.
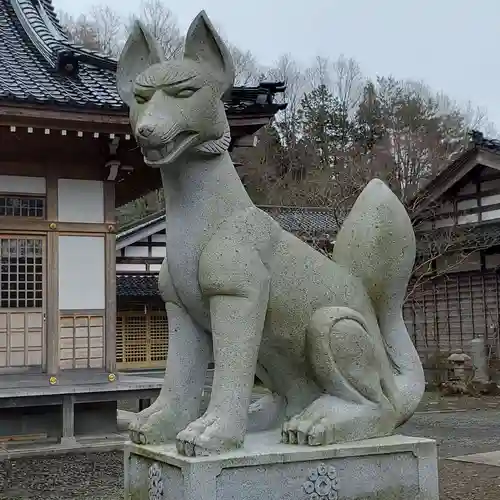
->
[[124, 431, 439, 499], [470, 337, 489, 383]]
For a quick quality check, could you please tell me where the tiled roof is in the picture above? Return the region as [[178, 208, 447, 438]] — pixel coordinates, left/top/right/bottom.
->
[[0, 0, 287, 114], [117, 274, 159, 297], [470, 130, 500, 154], [264, 207, 339, 235], [0, 0, 122, 110]]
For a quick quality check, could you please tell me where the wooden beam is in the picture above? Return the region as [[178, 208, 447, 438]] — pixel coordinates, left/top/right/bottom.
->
[[0, 105, 273, 136], [0, 105, 130, 130], [104, 182, 117, 373], [46, 172, 59, 375], [116, 257, 164, 265], [46, 246, 59, 373], [233, 135, 258, 148], [0, 219, 114, 234], [0, 161, 104, 181], [477, 150, 500, 171], [45, 174, 59, 373]]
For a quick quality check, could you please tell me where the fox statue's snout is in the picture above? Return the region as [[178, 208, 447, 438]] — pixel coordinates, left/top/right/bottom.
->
[[117, 12, 235, 168]]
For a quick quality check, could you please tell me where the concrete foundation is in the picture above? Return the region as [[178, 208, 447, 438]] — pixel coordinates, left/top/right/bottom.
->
[[0, 372, 161, 451], [124, 431, 439, 500]]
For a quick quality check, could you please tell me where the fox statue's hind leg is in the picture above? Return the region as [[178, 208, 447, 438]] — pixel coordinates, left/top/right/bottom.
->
[[283, 306, 396, 445], [283, 179, 424, 445]]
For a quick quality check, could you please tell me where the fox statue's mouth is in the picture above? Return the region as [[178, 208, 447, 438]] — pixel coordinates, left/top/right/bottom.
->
[[141, 131, 199, 166]]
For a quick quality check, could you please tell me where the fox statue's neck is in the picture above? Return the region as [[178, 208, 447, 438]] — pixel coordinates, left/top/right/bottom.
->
[[160, 150, 254, 231]]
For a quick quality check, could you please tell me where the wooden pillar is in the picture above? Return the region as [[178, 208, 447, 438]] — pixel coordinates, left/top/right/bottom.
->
[[104, 182, 117, 373], [60, 394, 76, 445], [46, 174, 59, 375]]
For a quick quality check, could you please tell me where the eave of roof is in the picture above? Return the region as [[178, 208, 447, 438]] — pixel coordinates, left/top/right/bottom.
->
[[117, 274, 160, 297], [410, 130, 500, 218], [0, 0, 287, 117]]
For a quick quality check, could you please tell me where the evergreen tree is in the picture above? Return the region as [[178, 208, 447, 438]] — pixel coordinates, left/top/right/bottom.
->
[[299, 84, 354, 171], [355, 81, 385, 152]]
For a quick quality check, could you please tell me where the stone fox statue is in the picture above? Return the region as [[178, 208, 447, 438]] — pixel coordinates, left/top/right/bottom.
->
[[117, 11, 425, 456]]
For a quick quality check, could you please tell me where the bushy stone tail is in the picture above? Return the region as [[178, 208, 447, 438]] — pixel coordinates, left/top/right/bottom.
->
[[331, 179, 425, 424]]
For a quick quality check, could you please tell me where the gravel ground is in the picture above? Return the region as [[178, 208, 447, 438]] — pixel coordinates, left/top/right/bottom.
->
[[439, 461, 500, 500], [0, 451, 123, 500], [401, 407, 500, 499], [418, 392, 500, 412], [2, 394, 500, 499]]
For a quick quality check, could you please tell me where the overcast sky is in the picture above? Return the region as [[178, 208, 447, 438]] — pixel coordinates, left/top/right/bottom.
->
[[53, 0, 500, 131]]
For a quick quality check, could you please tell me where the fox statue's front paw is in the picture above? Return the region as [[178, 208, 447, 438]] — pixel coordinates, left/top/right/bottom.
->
[[129, 405, 184, 446], [176, 411, 245, 457]]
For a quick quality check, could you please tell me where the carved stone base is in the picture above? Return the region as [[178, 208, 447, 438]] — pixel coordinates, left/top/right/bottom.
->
[[124, 431, 439, 500]]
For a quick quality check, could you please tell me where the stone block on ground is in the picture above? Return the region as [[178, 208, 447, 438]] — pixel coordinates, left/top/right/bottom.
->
[[124, 431, 438, 499]]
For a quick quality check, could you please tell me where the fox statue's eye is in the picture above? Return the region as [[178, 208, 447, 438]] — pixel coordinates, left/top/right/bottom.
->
[[175, 88, 196, 98], [134, 94, 148, 105]]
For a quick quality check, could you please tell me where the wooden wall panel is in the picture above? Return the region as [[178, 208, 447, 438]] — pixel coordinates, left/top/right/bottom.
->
[[404, 270, 500, 363], [59, 313, 105, 369]]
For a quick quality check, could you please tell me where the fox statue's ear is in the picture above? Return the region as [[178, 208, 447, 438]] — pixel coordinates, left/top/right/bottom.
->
[[117, 20, 165, 106], [184, 11, 235, 92]]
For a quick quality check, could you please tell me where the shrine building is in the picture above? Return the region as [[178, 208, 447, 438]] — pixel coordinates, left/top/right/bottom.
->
[[0, 0, 284, 449]]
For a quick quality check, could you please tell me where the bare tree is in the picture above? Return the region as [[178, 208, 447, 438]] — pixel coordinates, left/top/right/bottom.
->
[[59, 5, 122, 56], [331, 55, 363, 114], [228, 44, 261, 86], [306, 55, 363, 114], [128, 0, 183, 59], [210, 21, 262, 86], [267, 54, 307, 137], [58, 11, 101, 51], [88, 5, 122, 55]]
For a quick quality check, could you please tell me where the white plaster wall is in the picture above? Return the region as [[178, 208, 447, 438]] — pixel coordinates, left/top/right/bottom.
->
[[59, 236, 105, 310], [58, 179, 104, 223], [151, 246, 166, 258], [0, 175, 46, 194], [151, 234, 165, 243], [481, 194, 500, 206], [124, 246, 149, 257], [457, 214, 478, 225], [482, 209, 500, 221], [457, 199, 478, 210], [116, 263, 147, 272]]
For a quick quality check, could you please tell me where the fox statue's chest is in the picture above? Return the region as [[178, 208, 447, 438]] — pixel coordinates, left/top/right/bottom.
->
[[164, 220, 211, 326]]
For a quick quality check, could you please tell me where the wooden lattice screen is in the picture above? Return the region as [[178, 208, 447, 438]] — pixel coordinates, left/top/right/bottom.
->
[[404, 270, 500, 363], [116, 310, 168, 370]]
